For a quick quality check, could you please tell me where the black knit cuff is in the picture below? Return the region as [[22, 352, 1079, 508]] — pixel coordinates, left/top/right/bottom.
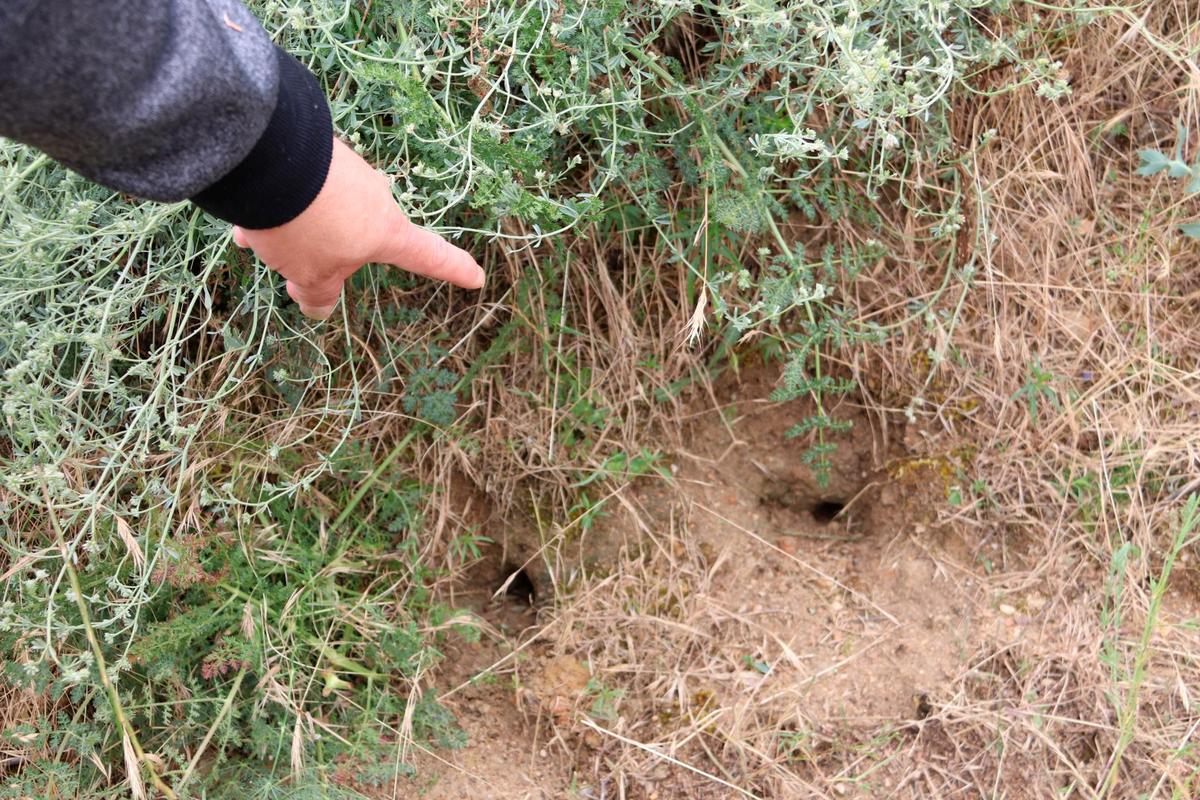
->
[[191, 47, 333, 229]]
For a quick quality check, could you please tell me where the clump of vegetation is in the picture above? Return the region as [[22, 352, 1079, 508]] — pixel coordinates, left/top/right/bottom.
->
[[0, 0, 1081, 795]]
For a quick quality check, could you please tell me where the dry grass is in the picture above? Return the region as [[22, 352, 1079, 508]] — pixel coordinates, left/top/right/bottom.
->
[[5, 4, 1198, 799], [451, 5, 1200, 799], [0, 683, 58, 776]]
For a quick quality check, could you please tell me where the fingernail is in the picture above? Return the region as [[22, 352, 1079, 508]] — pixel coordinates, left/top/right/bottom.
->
[[474, 266, 486, 288]]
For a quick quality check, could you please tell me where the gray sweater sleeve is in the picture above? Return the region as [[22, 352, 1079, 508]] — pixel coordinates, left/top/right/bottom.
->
[[0, 0, 334, 229]]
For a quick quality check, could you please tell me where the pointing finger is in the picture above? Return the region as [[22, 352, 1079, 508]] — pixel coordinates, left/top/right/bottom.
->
[[375, 215, 484, 290]]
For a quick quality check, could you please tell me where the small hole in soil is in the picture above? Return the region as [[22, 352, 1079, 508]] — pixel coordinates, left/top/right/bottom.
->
[[810, 500, 846, 525], [1075, 730, 1100, 763], [914, 693, 934, 720], [499, 565, 537, 606]]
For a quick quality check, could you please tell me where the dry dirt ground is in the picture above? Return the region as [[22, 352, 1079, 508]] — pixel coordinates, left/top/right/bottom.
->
[[394, 367, 1142, 800], [357, 7, 1200, 799]]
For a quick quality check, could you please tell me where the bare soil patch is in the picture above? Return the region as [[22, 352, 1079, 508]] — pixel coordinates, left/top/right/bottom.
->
[[387, 365, 1048, 798]]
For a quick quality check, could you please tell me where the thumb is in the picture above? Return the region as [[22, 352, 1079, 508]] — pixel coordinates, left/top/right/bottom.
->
[[286, 278, 342, 321], [375, 215, 484, 290], [231, 225, 250, 248]]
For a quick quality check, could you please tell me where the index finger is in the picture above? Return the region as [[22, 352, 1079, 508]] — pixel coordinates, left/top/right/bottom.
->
[[374, 215, 484, 290]]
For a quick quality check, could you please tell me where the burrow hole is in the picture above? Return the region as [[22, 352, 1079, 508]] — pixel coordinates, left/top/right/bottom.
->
[[498, 564, 537, 606], [809, 500, 846, 525]]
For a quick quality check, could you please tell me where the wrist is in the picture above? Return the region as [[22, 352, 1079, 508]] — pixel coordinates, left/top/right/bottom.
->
[[191, 47, 333, 229]]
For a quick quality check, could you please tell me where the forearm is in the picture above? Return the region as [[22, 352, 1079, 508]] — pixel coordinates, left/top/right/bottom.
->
[[0, 0, 483, 318], [0, 0, 333, 228]]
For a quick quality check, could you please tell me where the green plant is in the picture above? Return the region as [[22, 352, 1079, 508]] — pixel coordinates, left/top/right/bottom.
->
[[741, 653, 771, 674], [1136, 127, 1200, 238], [0, 441, 475, 797], [1099, 494, 1200, 797], [585, 677, 625, 723], [1012, 359, 1061, 425]]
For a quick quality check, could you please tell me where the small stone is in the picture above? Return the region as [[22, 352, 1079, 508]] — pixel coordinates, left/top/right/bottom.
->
[[999, 603, 1017, 616]]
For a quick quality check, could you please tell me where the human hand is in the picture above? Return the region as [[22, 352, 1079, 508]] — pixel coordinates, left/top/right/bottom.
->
[[232, 138, 484, 319]]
